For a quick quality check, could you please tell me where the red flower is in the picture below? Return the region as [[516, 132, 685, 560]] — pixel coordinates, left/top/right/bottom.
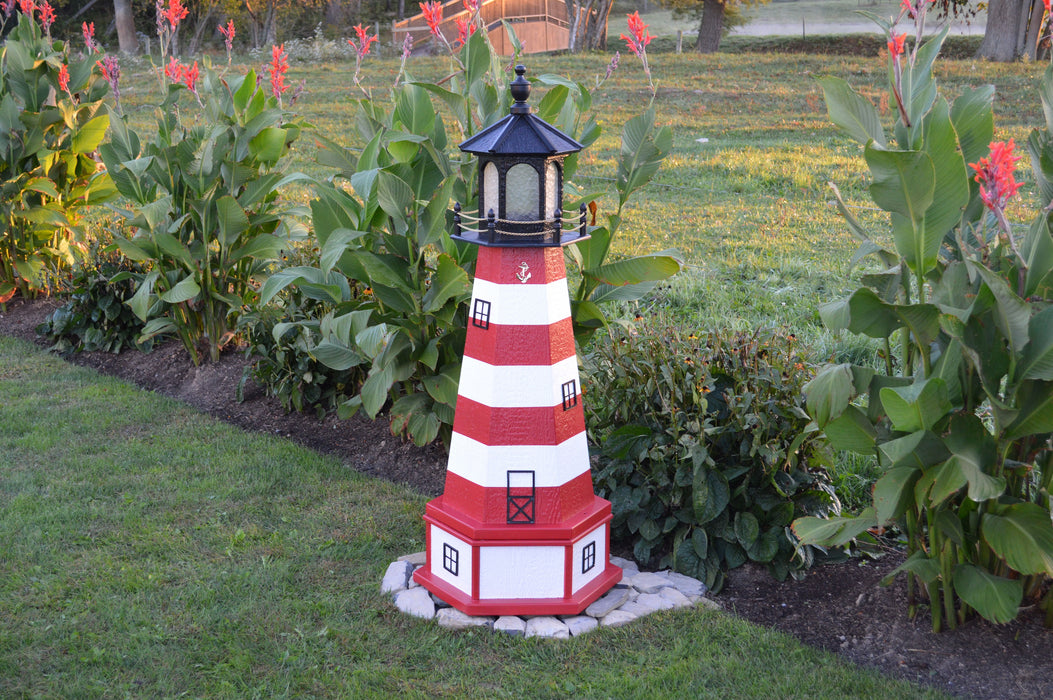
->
[[348, 23, 379, 57], [970, 139, 1024, 212], [164, 55, 181, 82], [269, 44, 289, 98], [182, 60, 199, 93], [620, 11, 653, 58], [887, 32, 906, 57], [37, 0, 53, 31], [455, 15, 476, 46], [162, 0, 188, 29], [1, 0, 14, 18], [58, 63, 70, 94], [82, 21, 98, 53], [18, 0, 35, 15], [420, 1, 443, 38], [1046, 0, 1051, 12], [218, 19, 235, 52], [462, 0, 478, 14]]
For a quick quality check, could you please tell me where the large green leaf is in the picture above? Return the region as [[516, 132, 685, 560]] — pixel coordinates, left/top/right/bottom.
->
[[583, 253, 681, 288], [692, 466, 729, 525], [158, 275, 201, 304], [953, 564, 1022, 625], [1007, 380, 1053, 439], [818, 76, 886, 147], [616, 106, 672, 207], [1018, 304, 1053, 381], [422, 365, 460, 407], [394, 83, 436, 136], [422, 253, 471, 314], [982, 503, 1053, 576], [823, 404, 878, 454], [791, 508, 877, 547], [972, 264, 1030, 358], [882, 550, 940, 586], [880, 378, 951, 433], [71, 113, 110, 154], [944, 414, 1004, 501], [950, 85, 995, 170], [802, 363, 855, 427], [865, 146, 936, 275], [874, 465, 920, 525], [360, 365, 394, 418], [248, 126, 287, 165], [1020, 217, 1053, 299], [915, 458, 967, 508], [311, 340, 363, 371], [878, 430, 948, 470], [216, 195, 250, 249], [920, 98, 969, 244]]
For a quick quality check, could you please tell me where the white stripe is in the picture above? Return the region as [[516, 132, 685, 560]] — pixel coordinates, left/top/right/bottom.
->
[[471, 278, 571, 326], [479, 546, 565, 599], [447, 432, 590, 487], [572, 524, 608, 593], [429, 526, 473, 596], [459, 356, 580, 408]]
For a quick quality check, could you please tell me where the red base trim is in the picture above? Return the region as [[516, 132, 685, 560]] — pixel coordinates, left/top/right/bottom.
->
[[413, 562, 622, 616], [425, 483, 610, 537]]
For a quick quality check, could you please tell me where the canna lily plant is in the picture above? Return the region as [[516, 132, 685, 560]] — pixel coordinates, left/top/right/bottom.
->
[[252, 10, 679, 446], [793, 0, 1053, 631]]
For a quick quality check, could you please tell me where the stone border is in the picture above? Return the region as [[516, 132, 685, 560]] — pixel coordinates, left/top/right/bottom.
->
[[382, 553, 720, 638]]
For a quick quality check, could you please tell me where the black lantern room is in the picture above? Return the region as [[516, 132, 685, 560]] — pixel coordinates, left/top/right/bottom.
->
[[453, 65, 589, 247]]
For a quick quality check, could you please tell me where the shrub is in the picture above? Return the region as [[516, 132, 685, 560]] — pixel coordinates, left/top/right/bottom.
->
[[0, 9, 114, 301], [794, 5, 1053, 631], [37, 238, 153, 354], [584, 321, 839, 592]]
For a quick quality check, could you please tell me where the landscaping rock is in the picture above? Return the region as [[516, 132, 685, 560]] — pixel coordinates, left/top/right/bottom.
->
[[525, 616, 569, 639], [656, 570, 706, 597], [584, 587, 629, 618], [636, 592, 678, 612], [658, 586, 693, 609], [494, 616, 526, 637], [381, 560, 414, 593], [599, 609, 637, 628], [394, 587, 435, 619], [610, 556, 640, 575], [618, 600, 655, 617], [696, 596, 722, 611], [429, 592, 452, 609], [398, 551, 427, 566], [628, 571, 670, 594], [563, 615, 598, 636], [437, 608, 493, 630]]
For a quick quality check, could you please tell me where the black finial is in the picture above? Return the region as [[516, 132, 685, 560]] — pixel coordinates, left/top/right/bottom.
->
[[510, 64, 530, 114]]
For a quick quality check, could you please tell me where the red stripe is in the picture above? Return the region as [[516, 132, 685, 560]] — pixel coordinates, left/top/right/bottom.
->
[[464, 318, 575, 366], [438, 471, 598, 525], [475, 246, 567, 285], [453, 396, 584, 445]]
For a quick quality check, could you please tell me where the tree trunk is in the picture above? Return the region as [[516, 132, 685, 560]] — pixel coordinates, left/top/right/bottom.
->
[[1021, 0, 1044, 60], [581, 0, 613, 50], [695, 0, 724, 54], [564, 0, 584, 53], [187, 5, 217, 56], [977, 0, 1030, 61], [113, 0, 140, 54]]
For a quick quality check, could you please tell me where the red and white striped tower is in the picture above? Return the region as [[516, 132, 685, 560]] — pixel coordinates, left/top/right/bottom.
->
[[412, 65, 621, 615]]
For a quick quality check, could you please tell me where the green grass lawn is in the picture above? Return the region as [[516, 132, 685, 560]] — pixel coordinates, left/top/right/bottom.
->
[[0, 334, 947, 698]]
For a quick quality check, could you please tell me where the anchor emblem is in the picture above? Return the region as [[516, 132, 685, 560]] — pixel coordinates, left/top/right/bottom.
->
[[515, 262, 531, 284]]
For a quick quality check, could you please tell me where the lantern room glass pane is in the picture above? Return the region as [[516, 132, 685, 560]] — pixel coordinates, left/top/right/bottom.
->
[[545, 162, 558, 219], [483, 162, 498, 219], [505, 163, 539, 221]]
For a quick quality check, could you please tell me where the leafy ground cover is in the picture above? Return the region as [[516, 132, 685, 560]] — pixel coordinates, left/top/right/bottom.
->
[[0, 331, 943, 699]]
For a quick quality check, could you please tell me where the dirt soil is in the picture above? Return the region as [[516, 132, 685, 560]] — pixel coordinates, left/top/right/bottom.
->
[[3, 297, 1053, 700]]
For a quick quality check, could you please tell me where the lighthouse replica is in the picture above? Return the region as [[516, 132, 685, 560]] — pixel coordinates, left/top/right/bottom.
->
[[412, 65, 622, 616]]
